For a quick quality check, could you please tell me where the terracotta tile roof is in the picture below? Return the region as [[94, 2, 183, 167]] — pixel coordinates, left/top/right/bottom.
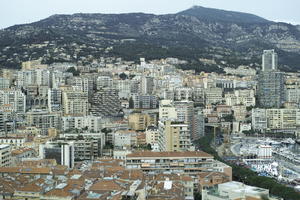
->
[[78, 191, 110, 200], [44, 189, 72, 197], [89, 180, 123, 192], [153, 174, 193, 182], [119, 170, 144, 180], [44, 183, 84, 198], [0, 167, 51, 174], [12, 148, 35, 156], [83, 170, 103, 179], [0, 178, 16, 194], [16, 183, 41, 192], [127, 151, 213, 158], [198, 172, 229, 179], [20, 159, 57, 167], [148, 181, 185, 200], [106, 166, 125, 172]]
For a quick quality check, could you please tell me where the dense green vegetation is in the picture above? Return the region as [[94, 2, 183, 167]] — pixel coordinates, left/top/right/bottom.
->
[[243, 130, 296, 139], [194, 130, 300, 200], [66, 67, 80, 76]]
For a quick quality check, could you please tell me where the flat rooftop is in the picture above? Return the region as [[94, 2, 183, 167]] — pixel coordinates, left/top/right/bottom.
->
[[127, 151, 213, 158]]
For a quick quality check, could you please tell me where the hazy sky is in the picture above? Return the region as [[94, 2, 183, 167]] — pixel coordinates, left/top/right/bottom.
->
[[1, 0, 300, 29]]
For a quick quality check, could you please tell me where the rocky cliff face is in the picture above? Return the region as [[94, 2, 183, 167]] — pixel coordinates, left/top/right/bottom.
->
[[1, 6, 300, 71]]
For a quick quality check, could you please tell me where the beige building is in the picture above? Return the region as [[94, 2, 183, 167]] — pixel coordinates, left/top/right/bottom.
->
[[145, 126, 159, 146], [216, 105, 232, 118], [225, 89, 256, 107], [252, 108, 300, 131], [159, 100, 177, 121], [158, 120, 192, 152], [266, 108, 300, 130], [205, 88, 223, 105], [125, 151, 232, 180], [232, 105, 247, 122], [62, 91, 89, 116], [26, 110, 61, 135], [21, 59, 48, 70], [128, 112, 156, 131]]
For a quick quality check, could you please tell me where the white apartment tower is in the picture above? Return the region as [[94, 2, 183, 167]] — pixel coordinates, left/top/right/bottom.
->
[[140, 76, 154, 95], [0, 89, 26, 113], [262, 49, 278, 72]]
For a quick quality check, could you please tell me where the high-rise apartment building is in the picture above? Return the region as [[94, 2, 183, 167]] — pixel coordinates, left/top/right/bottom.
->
[[192, 108, 205, 141], [58, 132, 106, 160], [252, 108, 300, 131], [0, 89, 26, 113], [159, 100, 204, 141], [140, 76, 154, 95], [48, 88, 62, 112], [61, 115, 103, 132], [174, 101, 194, 138], [257, 71, 285, 108], [62, 91, 89, 116], [41, 141, 74, 169], [26, 109, 61, 134], [0, 112, 4, 133], [90, 88, 122, 118], [131, 94, 157, 109], [262, 49, 278, 72], [0, 78, 10, 89], [159, 100, 178, 121], [258, 50, 285, 108], [17, 69, 50, 87], [158, 120, 192, 152], [96, 76, 113, 90]]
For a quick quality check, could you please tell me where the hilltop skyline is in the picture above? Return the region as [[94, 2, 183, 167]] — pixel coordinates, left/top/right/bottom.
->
[[1, 0, 300, 29]]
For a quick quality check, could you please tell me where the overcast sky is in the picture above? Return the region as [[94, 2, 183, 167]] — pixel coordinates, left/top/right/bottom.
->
[[1, 0, 300, 29]]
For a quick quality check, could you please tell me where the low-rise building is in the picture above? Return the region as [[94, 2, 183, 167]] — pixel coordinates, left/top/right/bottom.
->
[[205, 88, 223, 105], [114, 130, 137, 149], [252, 108, 300, 132], [145, 126, 159, 146], [0, 137, 26, 149], [128, 112, 155, 131], [0, 144, 11, 167], [202, 181, 279, 200], [125, 151, 232, 179], [252, 108, 268, 131], [26, 109, 61, 135], [11, 148, 36, 165], [131, 94, 158, 109], [198, 172, 231, 192]]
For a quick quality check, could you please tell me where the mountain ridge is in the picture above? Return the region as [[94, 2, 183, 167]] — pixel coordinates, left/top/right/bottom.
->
[[178, 6, 270, 24], [1, 6, 300, 72]]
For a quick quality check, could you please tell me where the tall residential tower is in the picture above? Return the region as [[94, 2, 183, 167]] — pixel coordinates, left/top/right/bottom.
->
[[258, 50, 285, 108], [262, 49, 278, 72]]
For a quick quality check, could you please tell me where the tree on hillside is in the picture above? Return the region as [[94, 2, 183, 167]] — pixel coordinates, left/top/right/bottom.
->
[[66, 67, 80, 76]]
